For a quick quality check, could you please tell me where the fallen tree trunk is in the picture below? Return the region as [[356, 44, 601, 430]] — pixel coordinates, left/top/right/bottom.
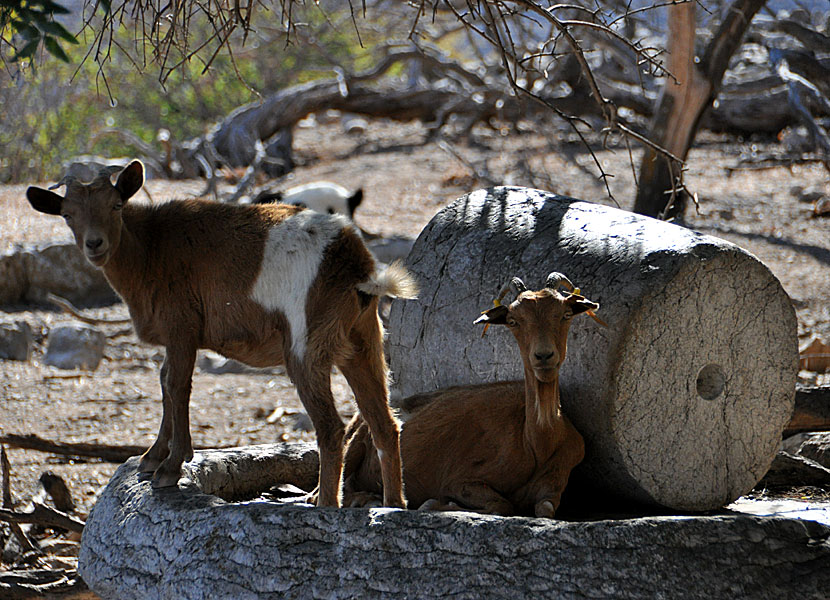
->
[[78, 444, 830, 600]]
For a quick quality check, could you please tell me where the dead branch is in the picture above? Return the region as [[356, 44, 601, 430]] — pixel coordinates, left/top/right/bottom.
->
[[46, 293, 132, 326], [0, 568, 88, 599], [1, 444, 40, 555], [0, 433, 227, 463], [0, 503, 85, 534]]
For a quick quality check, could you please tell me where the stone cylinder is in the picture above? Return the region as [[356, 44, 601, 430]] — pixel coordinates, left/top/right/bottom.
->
[[388, 187, 797, 511]]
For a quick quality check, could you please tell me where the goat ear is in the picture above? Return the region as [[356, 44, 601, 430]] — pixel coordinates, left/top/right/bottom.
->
[[348, 189, 364, 215], [115, 160, 145, 201], [474, 304, 509, 326], [26, 187, 63, 215], [567, 295, 599, 316]]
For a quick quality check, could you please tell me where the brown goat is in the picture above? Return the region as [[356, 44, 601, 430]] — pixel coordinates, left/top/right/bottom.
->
[[26, 161, 417, 508], [342, 273, 598, 517]]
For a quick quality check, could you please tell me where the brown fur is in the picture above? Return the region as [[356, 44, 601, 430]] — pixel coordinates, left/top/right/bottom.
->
[[26, 161, 414, 507], [342, 285, 597, 517]]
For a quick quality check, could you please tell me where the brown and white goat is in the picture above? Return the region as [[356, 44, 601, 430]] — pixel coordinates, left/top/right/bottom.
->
[[26, 161, 417, 508], [342, 273, 598, 517]]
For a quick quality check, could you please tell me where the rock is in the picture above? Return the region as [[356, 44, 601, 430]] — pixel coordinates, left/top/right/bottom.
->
[[758, 451, 830, 487], [79, 444, 830, 600], [290, 412, 313, 432], [198, 351, 256, 374], [0, 320, 33, 361], [785, 432, 830, 470], [814, 197, 830, 218], [365, 235, 415, 265], [44, 324, 106, 370], [341, 114, 368, 135], [0, 243, 117, 306], [198, 351, 284, 375], [387, 187, 797, 511]]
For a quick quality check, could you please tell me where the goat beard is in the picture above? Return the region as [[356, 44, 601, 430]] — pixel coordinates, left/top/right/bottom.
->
[[530, 375, 560, 428]]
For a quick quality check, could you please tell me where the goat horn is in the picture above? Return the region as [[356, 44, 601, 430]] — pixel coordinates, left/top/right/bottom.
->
[[495, 276, 527, 305], [94, 165, 125, 184], [48, 175, 77, 191], [545, 272, 575, 293]]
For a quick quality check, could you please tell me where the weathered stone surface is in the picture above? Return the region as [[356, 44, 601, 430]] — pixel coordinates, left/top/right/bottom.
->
[[785, 432, 830, 469], [44, 323, 106, 370], [387, 187, 797, 511], [0, 320, 33, 361], [79, 444, 830, 600], [0, 243, 116, 306], [759, 451, 830, 487]]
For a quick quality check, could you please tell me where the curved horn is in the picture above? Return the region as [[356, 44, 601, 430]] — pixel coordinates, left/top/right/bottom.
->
[[545, 272, 575, 293], [93, 165, 125, 184], [48, 175, 77, 191], [496, 276, 527, 304]]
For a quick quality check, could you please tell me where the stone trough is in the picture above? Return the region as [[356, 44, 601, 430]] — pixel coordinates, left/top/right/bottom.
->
[[79, 444, 830, 600], [387, 187, 798, 511]]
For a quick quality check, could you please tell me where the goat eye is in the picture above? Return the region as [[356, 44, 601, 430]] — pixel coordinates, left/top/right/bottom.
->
[[113, 203, 122, 211], [62, 214, 72, 223], [506, 317, 518, 327]]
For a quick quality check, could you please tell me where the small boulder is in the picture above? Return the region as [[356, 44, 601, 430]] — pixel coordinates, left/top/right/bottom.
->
[[44, 324, 106, 370], [0, 320, 33, 361]]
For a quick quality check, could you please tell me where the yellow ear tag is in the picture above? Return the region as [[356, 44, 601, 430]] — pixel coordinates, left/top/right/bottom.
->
[[480, 298, 502, 337]]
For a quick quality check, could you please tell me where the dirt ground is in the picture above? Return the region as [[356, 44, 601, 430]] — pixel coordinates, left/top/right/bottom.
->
[[1, 117, 829, 571]]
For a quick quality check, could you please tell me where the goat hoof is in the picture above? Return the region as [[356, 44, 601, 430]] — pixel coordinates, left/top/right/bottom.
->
[[534, 500, 556, 518], [151, 471, 182, 488], [383, 496, 406, 509], [417, 499, 442, 511], [138, 456, 162, 473]]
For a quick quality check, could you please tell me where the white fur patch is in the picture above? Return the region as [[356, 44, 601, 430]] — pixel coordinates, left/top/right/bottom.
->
[[250, 211, 350, 359], [281, 182, 351, 217]]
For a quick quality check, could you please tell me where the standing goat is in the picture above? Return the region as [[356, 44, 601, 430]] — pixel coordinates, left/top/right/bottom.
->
[[342, 273, 599, 517], [26, 160, 416, 508]]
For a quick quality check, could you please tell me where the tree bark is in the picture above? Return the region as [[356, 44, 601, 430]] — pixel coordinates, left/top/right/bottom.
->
[[634, 0, 766, 218], [79, 445, 830, 600]]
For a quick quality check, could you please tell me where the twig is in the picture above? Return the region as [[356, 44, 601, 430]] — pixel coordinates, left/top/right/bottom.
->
[[0, 503, 85, 534], [0, 433, 228, 463], [46, 293, 132, 326], [1, 445, 40, 554]]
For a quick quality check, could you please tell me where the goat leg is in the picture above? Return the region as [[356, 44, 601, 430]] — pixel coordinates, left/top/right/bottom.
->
[[292, 364, 345, 507], [437, 481, 515, 516], [139, 356, 173, 474], [151, 345, 196, 488], [338, 363, 405, 509]]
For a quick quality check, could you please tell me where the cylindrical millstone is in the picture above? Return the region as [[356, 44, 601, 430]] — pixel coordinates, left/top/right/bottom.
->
[[388, 187, 797, 511]]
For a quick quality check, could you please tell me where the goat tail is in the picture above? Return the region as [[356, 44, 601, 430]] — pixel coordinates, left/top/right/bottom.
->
[[357, 261, 419, 299]]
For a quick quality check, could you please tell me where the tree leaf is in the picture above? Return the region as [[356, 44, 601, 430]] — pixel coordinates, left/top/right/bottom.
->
[[39, 20, 78, 44], [44, 36, 70, 62], [12, 38, 40, 61]]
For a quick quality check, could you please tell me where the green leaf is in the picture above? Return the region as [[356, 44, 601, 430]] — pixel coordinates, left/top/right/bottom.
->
[[12, 38, 40, 61], [44, 36, 70, 62], [39, 0, 71, 15], [39, 20, 78, 44], [11, 19, 40, 39]]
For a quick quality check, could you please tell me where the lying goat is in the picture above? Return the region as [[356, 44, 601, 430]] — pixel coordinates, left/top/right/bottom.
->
[[254, 181, 363, 220], [342, 273, 599, 517], [26, 161, 416, 508]]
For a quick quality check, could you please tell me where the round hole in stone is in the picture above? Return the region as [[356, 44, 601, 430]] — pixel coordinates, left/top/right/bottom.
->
[[696, 364, 726, 401]]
